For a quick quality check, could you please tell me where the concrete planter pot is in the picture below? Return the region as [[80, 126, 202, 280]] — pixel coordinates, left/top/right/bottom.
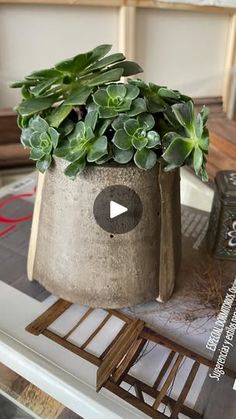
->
[[28, 158, 181, 308]]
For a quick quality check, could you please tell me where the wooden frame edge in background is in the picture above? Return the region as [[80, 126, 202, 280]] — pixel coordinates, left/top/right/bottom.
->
[[0, 0, 235, 14]]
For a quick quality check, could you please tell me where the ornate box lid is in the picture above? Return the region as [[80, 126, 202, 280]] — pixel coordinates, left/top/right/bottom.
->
[[215, 171, 236, 205]]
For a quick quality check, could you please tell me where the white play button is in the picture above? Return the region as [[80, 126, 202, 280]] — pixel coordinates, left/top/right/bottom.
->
[[110, 200, 128, 219], [93, 185, 143, 234]]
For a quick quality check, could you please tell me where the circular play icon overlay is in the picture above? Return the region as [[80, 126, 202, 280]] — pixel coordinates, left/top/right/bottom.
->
[[93, 185, 143, 234]]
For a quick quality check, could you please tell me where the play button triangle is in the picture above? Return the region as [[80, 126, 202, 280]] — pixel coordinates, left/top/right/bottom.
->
[[110, 200, 128, 219]]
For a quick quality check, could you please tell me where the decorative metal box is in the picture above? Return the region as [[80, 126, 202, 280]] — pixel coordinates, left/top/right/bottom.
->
[[207, 171, 236, 260]]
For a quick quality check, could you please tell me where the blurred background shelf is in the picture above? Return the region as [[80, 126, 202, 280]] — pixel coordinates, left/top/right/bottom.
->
[[0, 363, 82, 419]]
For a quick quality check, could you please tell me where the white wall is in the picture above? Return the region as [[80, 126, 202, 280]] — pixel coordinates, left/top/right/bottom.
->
[[136, 9, 230, 97], [0, 5, 118, 107], [0, 4, 231, 107]]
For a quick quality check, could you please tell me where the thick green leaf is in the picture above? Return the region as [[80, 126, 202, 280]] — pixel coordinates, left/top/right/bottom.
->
[[138, 83, 166, 113], [36, 155, 52, 173], [162, 132, 180, 149], [86, 68, 123, 87], [95, 145, 113, 164], [113, 147, 133, 164], [90, 44, 112, 63], [64, 86, 92, 105], [93, 89, 108, 106], [113, 97, 132, 112], [30, 148, 45, 160], [30, 131, 41, 148], [194, 113, 203, 138], [54, 145, 71, 159], [39, 132, 53, 154], [68, 121, 86, 141], [21, 86, 32, 100], [58, 119, 74, 136], [128, 98, 146, 116], [64, 158, 86, 179], [172, 101, 194, 131], [134, 148, 157, 170], [98, 119, 113, 135], [158, 88, 180, 100], [31, 77, 60, 96], [55, 52, 92, 74], [132, 135, 148, 151], [48, 127, 59, 148], [162, 137, 193, 167], [125, 84, 140, 100], [67, 147, 87, 163], [124, 119, 139, 136], [47, 104, 73, 128], [200, 105, 209, 125], [85, 110, 98, 131], [87, 136, 107, 162], [146, 131, 160, 148], [10, 79, 37, 88], [17, 95, 56, 117], [107, 84, 126, 99], [30, 116, 49, 133], [112, 115, 129, 131], [137, 113, 155, 130], [113, 129, 132, 150], [18, 115, 31, 129], [57, 45, 112, 75], [200, 166, 209, 182], [27, 68, 62, 79], [20, 128, 33, 148], [98, 107, 117, 119], [193, 147, 203, 175], [87, 53, 125, 72], [198, 133, 209, 151], [111, 61, 143, 76]]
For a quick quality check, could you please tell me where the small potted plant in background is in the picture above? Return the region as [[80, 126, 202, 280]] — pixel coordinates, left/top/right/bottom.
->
[[11, 44, 210, 308]]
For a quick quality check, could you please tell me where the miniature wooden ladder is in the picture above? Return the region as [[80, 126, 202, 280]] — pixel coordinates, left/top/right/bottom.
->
[[26, 299, 236, 419]]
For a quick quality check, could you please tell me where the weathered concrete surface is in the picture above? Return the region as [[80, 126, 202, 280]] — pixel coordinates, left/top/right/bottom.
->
[[28, 159, 180, 308]]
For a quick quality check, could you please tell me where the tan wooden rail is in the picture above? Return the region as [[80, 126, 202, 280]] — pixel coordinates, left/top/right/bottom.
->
[[0, 0, 235, 14]]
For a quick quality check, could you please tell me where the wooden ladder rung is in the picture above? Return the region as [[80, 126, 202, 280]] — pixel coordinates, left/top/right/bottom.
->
[[153, 354, 184, 410], [105, 380, 165, 419], [153, 351, 176, 390], [100, 324, 128, 359], [80, 313, 112, 350], [170, 361, 200, 419], [134, 383, 144, 402], [63, 307, 94, 340], [43, 329, 100, 367], [96, 319, 145, 391], [112, 338, 146, 384], [26, 299, 72, 335], [124, 374, 203, 419]]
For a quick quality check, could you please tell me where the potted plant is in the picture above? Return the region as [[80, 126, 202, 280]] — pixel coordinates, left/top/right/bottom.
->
[[11, 44, 210, 308]]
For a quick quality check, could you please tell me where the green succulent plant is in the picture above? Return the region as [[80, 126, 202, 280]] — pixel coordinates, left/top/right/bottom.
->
[[12, 44, 210, 181], [12, 44, 142, 129], [92, 84, 146, 118], [20, 116, 59, 172], [112, 114, 160, 170], [54, 110, 108, 178], [162, 101, 209, 180]]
